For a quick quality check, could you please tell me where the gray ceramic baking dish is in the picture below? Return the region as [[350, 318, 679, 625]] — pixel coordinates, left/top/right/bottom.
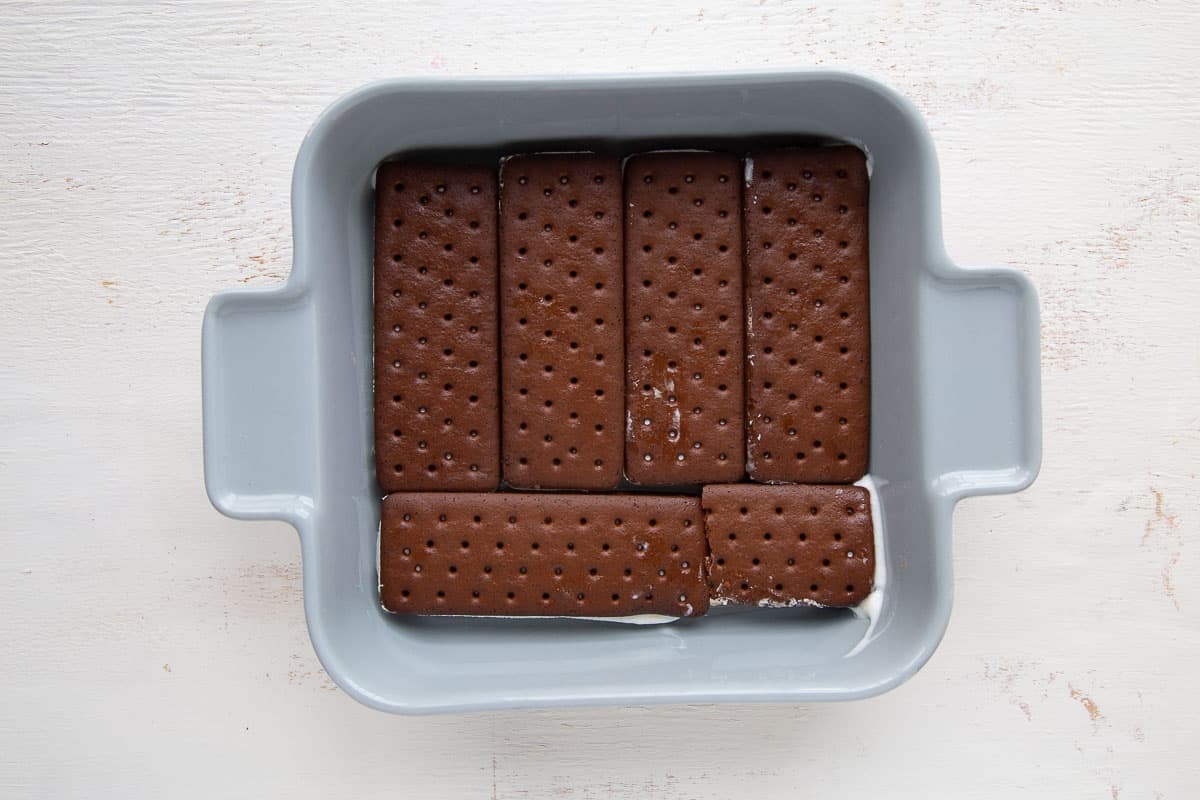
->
[[202, 72, 1041, 714]]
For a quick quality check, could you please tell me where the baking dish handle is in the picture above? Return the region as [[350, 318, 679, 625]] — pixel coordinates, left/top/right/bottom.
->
[[202, 287, 316, 525], [924, 266, 1042, 502]]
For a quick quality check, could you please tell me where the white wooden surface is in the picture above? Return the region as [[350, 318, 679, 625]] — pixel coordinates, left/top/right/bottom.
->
[[1, 1, 1197, 797]]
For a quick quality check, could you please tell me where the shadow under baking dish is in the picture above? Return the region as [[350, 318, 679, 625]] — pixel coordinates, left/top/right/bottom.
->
[[202, 73, 1041, 713]]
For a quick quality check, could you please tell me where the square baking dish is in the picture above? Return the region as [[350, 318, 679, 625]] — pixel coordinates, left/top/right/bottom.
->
[[202, 72, 1041, 714]]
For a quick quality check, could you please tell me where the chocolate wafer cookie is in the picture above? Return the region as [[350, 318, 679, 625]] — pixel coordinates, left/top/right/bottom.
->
[[703, 483, 874, 607], [374, 162, 500, 492], [380, 493, 708, 617], [743, 147, 870, 483], [624, 152, 745, 485], [500, 154, 624, 490]]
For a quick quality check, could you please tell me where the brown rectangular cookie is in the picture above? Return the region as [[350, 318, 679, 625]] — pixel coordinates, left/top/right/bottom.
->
[[624, 152, 745, 485], [743, 147, 870, 483], [380, 493, 708, 617], [499, 154, 624, 489], [374, 162, 500, 492], [703, 483, 874, 607]]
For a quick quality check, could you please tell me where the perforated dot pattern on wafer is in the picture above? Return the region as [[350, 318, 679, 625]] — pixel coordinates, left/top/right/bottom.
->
[[374, 162, 500, 491], [380, 493, 708, 616], [499, 154, 624, 489], [743, 147, 870, 483]]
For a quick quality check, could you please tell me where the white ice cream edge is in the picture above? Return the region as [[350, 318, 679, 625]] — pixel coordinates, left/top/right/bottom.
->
[[844, 473, 886, 657]]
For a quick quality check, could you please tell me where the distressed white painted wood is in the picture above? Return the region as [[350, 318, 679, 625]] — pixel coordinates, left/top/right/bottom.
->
[[1, 1, 1197, 797]]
